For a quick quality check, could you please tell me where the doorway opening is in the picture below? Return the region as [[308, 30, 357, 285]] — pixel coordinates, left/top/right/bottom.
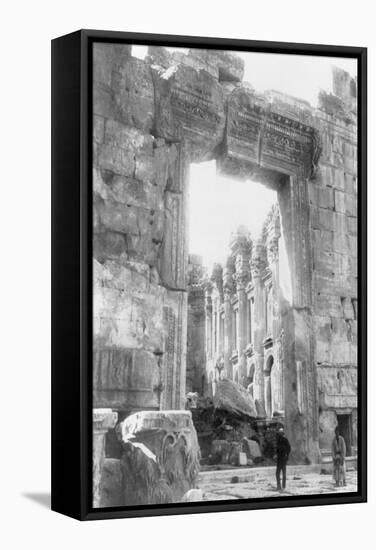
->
[[186, 160, 292, 407]]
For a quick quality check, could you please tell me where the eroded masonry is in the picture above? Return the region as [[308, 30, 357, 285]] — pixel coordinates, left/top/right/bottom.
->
[[92, 44, 358, 506]]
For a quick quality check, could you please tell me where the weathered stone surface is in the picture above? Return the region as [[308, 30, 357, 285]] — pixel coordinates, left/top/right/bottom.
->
[[112, 56, 154, 132], [152, 63, 226, 160], [119, 411, 200, 505], [186, 49, 245, 82], [99, 458, 123, 507], [93, 43, 132, 88], [93, 409, 118, 507], [308, 183, 334, 209], [92, 47, 358, 487], [93, 259, 167, 352]]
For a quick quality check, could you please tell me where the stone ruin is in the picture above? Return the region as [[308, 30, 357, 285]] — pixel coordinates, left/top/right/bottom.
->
[[92, 44, 358, 506]]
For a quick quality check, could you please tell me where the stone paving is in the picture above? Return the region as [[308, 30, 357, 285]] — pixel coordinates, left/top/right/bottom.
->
[[199, 469, 358, 501]]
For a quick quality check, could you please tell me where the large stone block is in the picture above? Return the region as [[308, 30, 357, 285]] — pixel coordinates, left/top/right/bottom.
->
[[334, 190, 357, 217], [112, 56, 155, 133], [313, 248, 353, 277], [93, 85, 113, 119], [93, 348, 162, 410], [308, 183, 334, 209], [94, 168, 164, 212], [93, 43, 131, 88], [152, 63, 226, 160], [119, 411, 200, 505], [317, 367, 357, 407], [311, 208, 346, 234], [93, 260, 167, 351], [94, 231, 128, 262], [97, 120, 153, 177], [315, 293, 343, 318], [313, 271, 357, 297]]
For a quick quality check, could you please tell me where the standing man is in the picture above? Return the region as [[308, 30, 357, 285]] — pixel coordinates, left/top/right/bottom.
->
[[275, 427, 291, 491], [332, 426, 346, 487]]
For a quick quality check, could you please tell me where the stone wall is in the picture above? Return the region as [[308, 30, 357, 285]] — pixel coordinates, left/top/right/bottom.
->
[[93, 44, 188, 415], [93, 44, 357, 463], [312, 72, 358, 453]]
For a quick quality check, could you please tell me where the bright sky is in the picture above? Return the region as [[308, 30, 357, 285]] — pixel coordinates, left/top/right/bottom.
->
[[188, 162, 276, 266]]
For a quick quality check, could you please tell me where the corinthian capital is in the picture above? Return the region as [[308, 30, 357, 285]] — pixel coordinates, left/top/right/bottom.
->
[[267, 236, 279, 265], [250, 241, 267, 278], [233, 269, 249, 291], [223, 255, 235, 298]]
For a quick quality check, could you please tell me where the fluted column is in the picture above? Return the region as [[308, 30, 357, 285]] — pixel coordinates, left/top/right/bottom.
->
[[266, 208, 283, 412], [250, 240, 267, 409], [266, 207, 281, 337], [231, 227, 251, 385], [222, 257, 235, 379], [204, 281, 213, 362]]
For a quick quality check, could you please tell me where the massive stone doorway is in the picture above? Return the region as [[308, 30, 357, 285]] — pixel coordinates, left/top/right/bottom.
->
[[92, 44, 358, 470], [185, 152, 318, 463]]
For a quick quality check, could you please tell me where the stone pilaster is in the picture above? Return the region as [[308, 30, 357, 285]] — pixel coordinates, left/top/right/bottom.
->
[[204, 281, 213, 361], [93, 408, 118, 508]]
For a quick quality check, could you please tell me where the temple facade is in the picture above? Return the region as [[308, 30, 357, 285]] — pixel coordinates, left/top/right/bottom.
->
[[187, 206, 286, 421]]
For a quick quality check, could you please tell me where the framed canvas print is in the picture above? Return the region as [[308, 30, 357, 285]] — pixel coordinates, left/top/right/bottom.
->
[[51, 29, 367, 520]]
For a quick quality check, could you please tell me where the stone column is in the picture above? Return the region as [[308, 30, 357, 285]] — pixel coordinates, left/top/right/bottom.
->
[[93, 408, 118, 508], [266, 206, 281, 338], [223, 256, 235, 379], [204, 280, 213, 386], [234, 274, 248, 383], [211, 263, 223, 361], [266, 210, 283, 412], [250, 240, 267, 409], [231, 228, 251, 385]]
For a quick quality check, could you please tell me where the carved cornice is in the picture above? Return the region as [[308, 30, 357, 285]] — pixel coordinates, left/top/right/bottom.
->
[[223, 87, 321, 178]]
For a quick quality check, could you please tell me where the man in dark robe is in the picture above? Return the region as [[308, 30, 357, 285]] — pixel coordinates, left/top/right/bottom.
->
[[275, 427, 291, 491]]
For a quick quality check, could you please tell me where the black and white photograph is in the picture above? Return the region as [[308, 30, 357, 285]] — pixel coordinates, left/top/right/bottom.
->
[[92, 41, 362, 509]]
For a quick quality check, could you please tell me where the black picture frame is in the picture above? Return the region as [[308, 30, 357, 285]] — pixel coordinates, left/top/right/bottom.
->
[[51, 29, 367, 521]]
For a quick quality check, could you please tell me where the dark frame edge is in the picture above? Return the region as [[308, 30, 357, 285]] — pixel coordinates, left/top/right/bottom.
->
[[51, 29, 84, 521], [358, 46, 367, 504]]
